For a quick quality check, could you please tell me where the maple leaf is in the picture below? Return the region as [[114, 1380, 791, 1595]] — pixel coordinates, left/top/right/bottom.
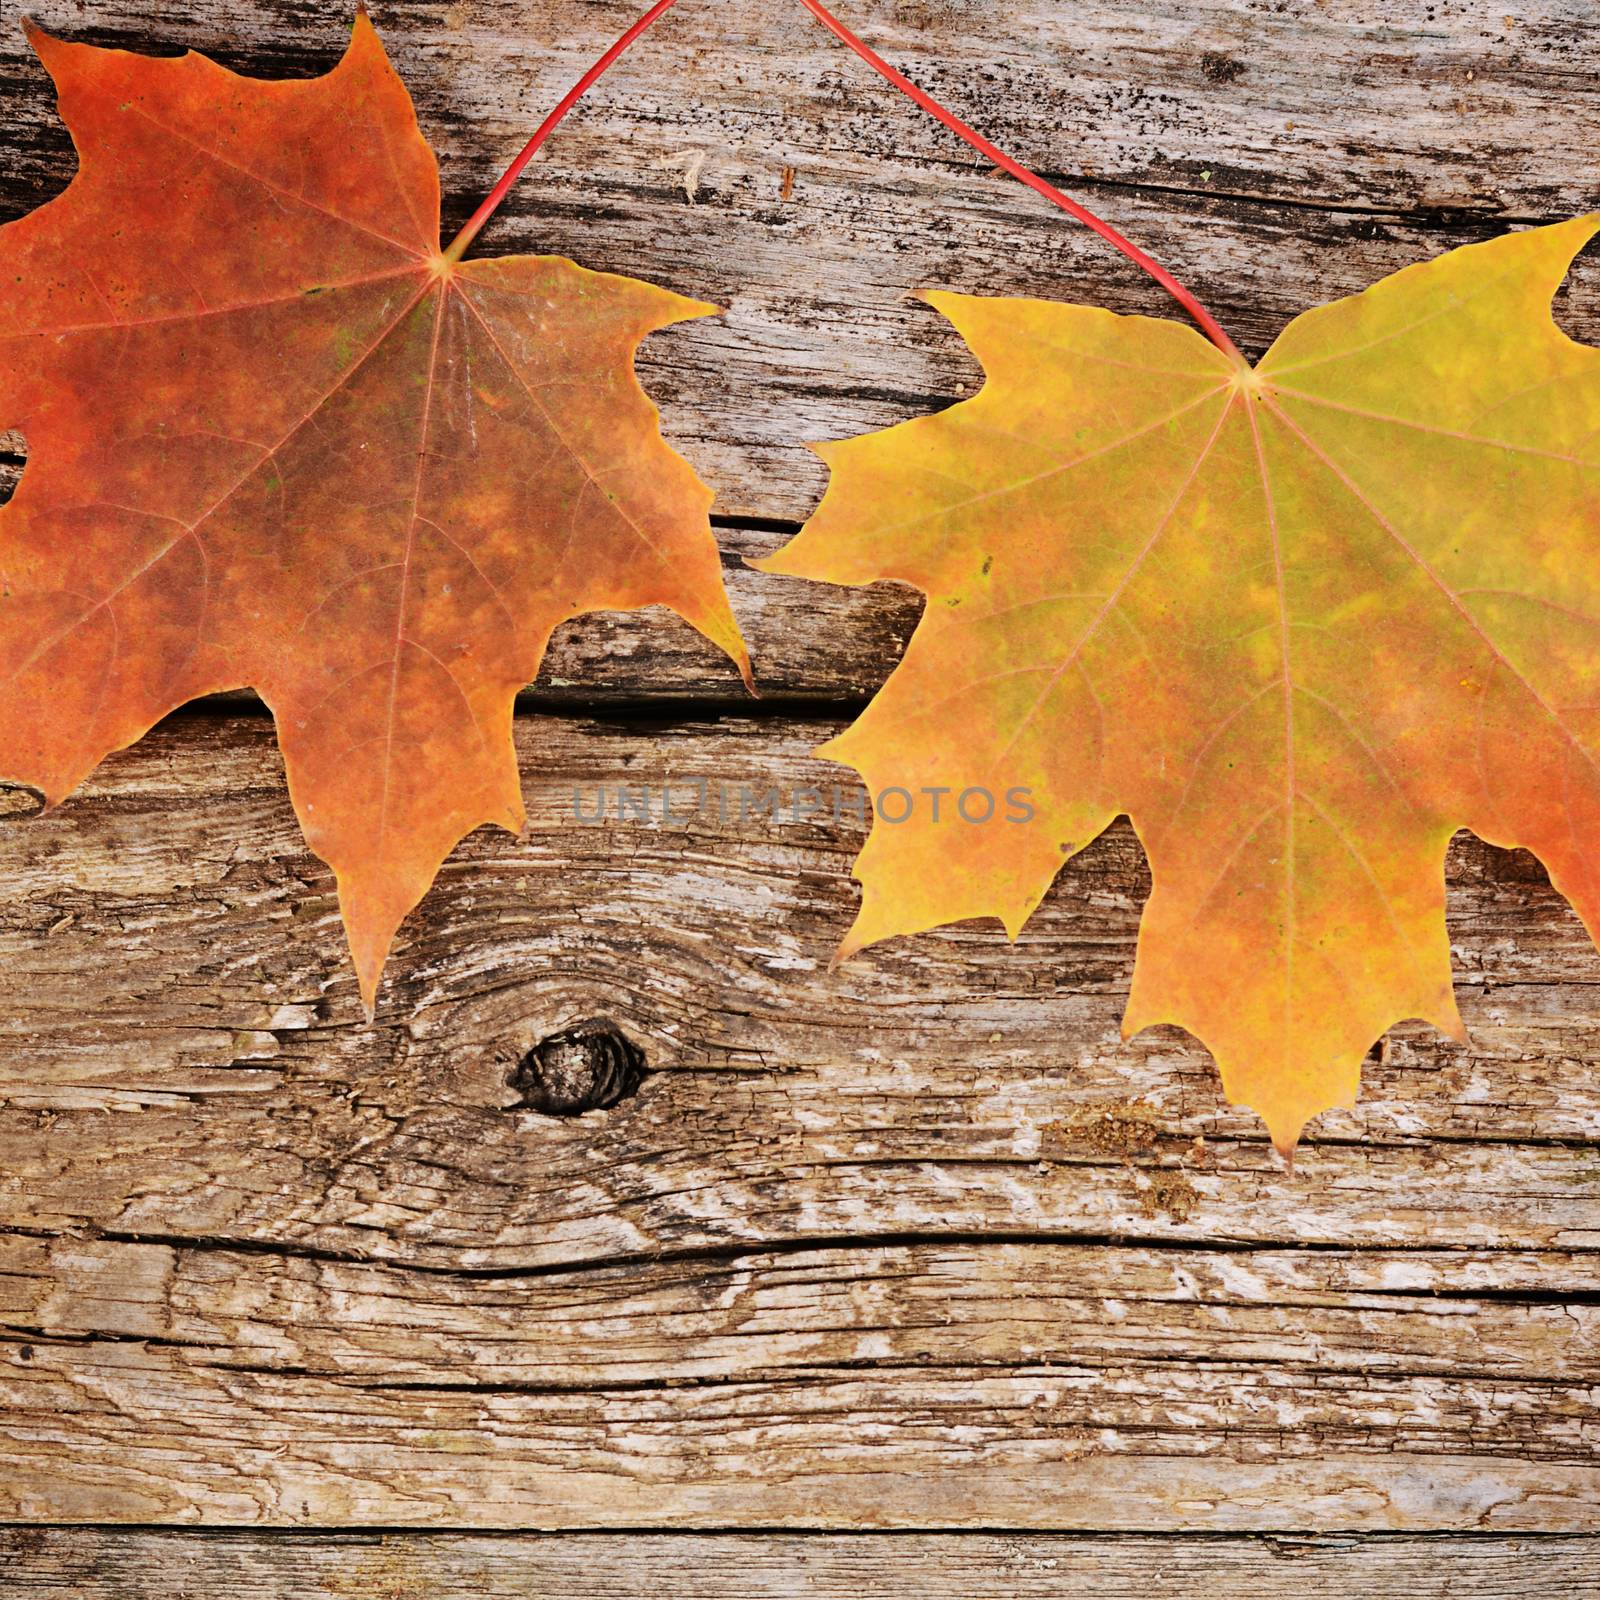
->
[[759, 216, 1600, 1151], [0, 14, 749, 1011]]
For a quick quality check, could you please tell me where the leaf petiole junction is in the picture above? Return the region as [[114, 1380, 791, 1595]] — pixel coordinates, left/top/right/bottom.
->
[[441, 0, 1244, 362]]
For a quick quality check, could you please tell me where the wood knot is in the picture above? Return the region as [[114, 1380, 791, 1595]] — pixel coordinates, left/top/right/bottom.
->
[[509, 1018, 646, 1116]]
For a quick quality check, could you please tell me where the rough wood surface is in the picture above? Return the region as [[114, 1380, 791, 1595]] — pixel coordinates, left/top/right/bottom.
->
[[1, 0, 1598, 1547], [6, 1530, 1600, 1599], [2, 717, 1598, 1527]]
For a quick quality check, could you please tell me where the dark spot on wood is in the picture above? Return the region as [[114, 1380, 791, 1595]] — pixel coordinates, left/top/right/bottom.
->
[[17, 1345, 33, 1362], [1140, 1169, 1198, 1222], [1348, 216, 1392, 243], [510, 1018, 647, 1116], [1200, 52, 1246, 83], [1046, 1102, 1163, 1159], [0, 781, 46, 820]]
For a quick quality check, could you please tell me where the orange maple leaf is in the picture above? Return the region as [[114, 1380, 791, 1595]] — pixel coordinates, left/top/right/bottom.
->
[[760, 218, 1600, 1152], [0, 14, 749, 1011]]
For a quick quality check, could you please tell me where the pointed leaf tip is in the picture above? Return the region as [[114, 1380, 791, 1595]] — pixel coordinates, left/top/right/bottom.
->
[[0, 20, 749, 1003], [21, 18, 62, 61]]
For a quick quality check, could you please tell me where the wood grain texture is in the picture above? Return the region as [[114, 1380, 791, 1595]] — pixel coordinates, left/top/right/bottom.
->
[[2, 1342, 1597, 1527], [7, 1530, 1600, 1600], [1, 717, 1598, 1526], [1, 0, 1598, 1544]]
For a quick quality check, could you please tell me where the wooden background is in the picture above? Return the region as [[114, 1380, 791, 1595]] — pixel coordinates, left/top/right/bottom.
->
[[2, 0, 1598, 1592]]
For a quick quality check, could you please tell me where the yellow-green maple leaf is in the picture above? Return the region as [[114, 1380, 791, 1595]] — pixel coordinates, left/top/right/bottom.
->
[[759, 217, 1600, 1151]]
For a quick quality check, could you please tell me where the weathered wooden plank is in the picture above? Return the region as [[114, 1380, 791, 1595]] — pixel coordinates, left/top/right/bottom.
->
[[4, 0, 1597, 529], [5, 1233, 1595, 1386], [2, 719, 1592, 1529], [5, 1529, 1600, 1599], [1, 1227, 1595, 1522], [2, 714, 1598, 1263], [2, 1332, 1597, 1526]]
